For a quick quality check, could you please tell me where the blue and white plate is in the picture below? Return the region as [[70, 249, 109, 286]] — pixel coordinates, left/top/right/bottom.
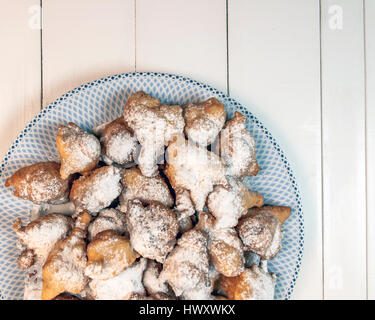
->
[[0, 72, 303, 300]]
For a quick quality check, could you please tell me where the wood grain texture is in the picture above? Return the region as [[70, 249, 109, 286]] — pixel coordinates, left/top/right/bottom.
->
[[321, 0, 366, 299], [228, 0, 322, 299], [365, 0, 375, 300], [0, 0, 41, 160], [42, 0, 135, 107], [136, 0, 227, 93]]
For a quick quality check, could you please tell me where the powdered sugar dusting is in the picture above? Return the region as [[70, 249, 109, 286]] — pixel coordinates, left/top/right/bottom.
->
[[70, 166, 123, 213], [126, 200, 178, 263], [57, 123, 101, 178], [165, 135, 228, 211], [89, 258, 147, 300], [218, 112, 259, 177], [124, 91, 184, 177]]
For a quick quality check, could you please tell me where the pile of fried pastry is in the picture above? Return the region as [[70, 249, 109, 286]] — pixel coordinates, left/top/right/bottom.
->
[[5, 91, 290, 300]]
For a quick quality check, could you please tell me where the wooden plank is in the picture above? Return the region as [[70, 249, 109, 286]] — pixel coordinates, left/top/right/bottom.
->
[[365, 0, 375, 300], [321, 0, 366, 299], [42, 0, 135, 107], [229, 0, 322, 299], [136, 0, 227, 93], [0, 0, 41, 160]]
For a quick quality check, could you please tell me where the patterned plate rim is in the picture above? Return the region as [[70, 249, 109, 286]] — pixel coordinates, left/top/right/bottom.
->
[[0, 72, 304, 300]]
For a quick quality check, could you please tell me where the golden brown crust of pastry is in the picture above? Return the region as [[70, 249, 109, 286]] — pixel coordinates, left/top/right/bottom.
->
[[56, 122, 101, 179], [42, 211, 91, 300], [69, 166, 123, 213], [218, 112, 260, 177], [101, 117, 138, 165], [85, 230, 139, 280], [196, 212, 244, 278], [123, 91, 185, 177], [5, 162, 71, 204], [183, 97, 226, 146], [219, 265, 276, 300], [209, 228, 244, 278], [237, 206, 290, 259], [120, 167, 173, 208]]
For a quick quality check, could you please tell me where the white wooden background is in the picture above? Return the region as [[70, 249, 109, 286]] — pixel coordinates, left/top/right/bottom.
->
[[0, 0, 373, 300]]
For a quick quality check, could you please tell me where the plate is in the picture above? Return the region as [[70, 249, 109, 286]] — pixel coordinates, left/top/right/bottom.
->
[[0, 72, 303, 300]]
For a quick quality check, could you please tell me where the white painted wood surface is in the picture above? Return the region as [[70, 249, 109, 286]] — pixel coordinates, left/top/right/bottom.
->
[[0, 0, 373, 299], [365, 0, 375, 300], [228, 0, 323, 299], [321, 0, 367, 299], [136, 0, 227, 93], [42, 0, 135, 107], [0, 0, 41, 159]]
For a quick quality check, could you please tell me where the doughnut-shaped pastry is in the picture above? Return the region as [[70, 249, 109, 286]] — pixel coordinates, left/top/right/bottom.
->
[[56, 122, 101, 179], [5, 162, 71, 204]]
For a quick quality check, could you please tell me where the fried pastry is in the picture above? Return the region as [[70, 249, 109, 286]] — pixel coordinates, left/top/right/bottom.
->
[[209, 228, 244, 278], [143, 260, 170, 296], [126, 200, 178, 263], [89, 258, 147, 300], [56, 122, 101, 179], [160, 229, 212, 299], [218, 112, 260, 177], [237, 206, 291, 259], [13, 213, 74, 266], [70, 166, 122, 213], [196, 212, 244, 277], [174, 188, 195, 219], [183, 97, 226, 146], [219, 263, 276, 300], [123, 91, 185, 177], [100, 117, 138, 165], [120, 167, 173, 208], [42, 211, 91, 300], [5, 162, 71, 204], [88, 208, 127, 240], [165, 135, 228, 211], [207, 177, 263, 228], [85, 230, 139, 280]]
